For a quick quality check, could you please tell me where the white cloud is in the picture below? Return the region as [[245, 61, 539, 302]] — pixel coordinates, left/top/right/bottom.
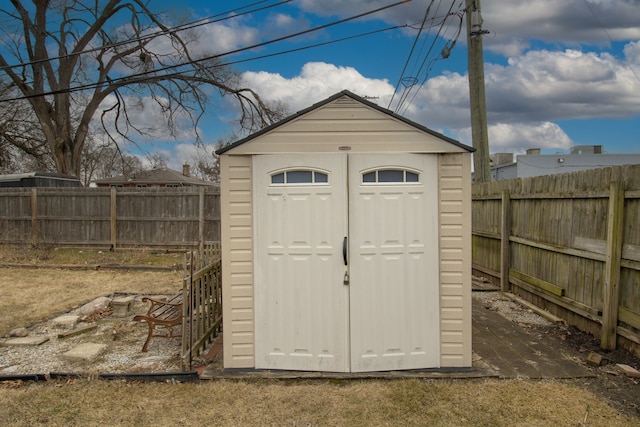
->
[[149, 21, 259, 57], [486, 48, 640, 122], [624, 40, 640, 65], [481, 0, 640, 54], [292, 1, 640, 56], [240, 37, 640, 154], [486, 122, 573, 153], [398, 45, 640, 128], [96, 93, 197, 146], [242, 62, 395, 112]]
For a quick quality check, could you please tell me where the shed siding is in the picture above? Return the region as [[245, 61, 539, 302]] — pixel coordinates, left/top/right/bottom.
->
[[220, 94, 473, 370], [438, 153, 472, 367], [221, 155, 255, 368], [226, 98, 466, 155]]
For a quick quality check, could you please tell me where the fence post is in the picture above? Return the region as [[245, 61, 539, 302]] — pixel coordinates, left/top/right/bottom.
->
[[110, 188, 117, 250], [199, 187, 205, 256], [500, 190, 511, 292], [601, 180, 624, 350], [30, 189, 38, 247]]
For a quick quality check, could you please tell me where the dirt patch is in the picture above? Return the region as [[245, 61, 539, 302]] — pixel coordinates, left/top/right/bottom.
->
[[530, 321, 640, 418]]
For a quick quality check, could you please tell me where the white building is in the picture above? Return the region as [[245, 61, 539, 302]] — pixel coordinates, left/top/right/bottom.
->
[[488, 146, 640, 181]]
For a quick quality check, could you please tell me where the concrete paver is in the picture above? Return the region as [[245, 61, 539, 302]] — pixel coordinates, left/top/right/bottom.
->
[[2, 336, 50, 346], [62, 343, 107, 361], [472, 298, 593, 378]]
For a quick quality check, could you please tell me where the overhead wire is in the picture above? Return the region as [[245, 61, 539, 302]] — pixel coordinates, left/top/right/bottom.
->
[[0, 0, 291, 73], [389, 0, 445, 112], [387, 0, 435, 109], [399, 6, 464, 115], [0, 1, 412, 103], [221, 25, 408, 69], [393, 0, 462, 114]]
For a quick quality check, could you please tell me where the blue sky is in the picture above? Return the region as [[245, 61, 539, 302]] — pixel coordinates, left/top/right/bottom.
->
[[18, 0, 640, 170]]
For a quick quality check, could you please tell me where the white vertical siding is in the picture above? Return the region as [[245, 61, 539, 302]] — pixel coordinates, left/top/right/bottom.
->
[[220, 155, 255, 368], [438, 153, 473, 367]]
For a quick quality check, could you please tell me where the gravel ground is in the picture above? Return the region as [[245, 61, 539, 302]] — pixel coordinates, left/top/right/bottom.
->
[[0, 296, 185, 376], [473, 290, 554, 327]]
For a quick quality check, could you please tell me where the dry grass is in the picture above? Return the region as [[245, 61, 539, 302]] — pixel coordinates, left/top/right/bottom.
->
[[0, 267, 182, 333], [1, 378, 636, 426], [1, 247, 638, 426], [0, 244, 184, 267]]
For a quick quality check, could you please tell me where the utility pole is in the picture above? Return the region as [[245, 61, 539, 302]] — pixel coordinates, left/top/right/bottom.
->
[[465, 0, 491, 183]]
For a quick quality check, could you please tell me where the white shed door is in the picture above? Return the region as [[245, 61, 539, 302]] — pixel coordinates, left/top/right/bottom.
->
[[254, 153, 439, 372], [348, 154, 440, 372]]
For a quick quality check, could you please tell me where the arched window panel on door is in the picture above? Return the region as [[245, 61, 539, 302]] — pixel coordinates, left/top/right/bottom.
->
[[362, 168, 420, 184], [270, 169, 329, 185]]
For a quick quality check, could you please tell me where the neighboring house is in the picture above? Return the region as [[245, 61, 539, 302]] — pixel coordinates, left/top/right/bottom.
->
[[93, 164, 217, 188], [0, 172, 82, 187], [487, 145, 640, 181]]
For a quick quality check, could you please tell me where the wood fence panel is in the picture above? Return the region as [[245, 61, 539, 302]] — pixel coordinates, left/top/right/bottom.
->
[[0, 189, 32, 242], [36, 189, 112, 245], [0, 187, 220, 248], [472, 164, 640, 356]]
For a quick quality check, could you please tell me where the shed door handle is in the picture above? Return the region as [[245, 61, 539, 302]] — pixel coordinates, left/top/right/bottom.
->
[[343, 236, 348, 266]]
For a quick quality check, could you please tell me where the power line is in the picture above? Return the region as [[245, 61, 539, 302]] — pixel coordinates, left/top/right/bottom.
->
[[0, 0, 291, 73], [399, 8, 464, 115], [222, 25, 407, 69], [0, 1, 411, 103], [393, 1, 453, 112], [387, 0, 435, 109], [393, 1, 463, 115]]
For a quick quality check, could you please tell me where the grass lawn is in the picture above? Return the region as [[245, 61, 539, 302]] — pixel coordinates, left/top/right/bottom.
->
[[1, 377, 637, 426], [0, 246, 638, 426], [0, 267, 182, 333]]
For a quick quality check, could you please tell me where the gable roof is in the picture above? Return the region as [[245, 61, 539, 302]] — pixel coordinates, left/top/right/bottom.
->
[[94, 167, 216, 186], [217, 90, 473, 155]]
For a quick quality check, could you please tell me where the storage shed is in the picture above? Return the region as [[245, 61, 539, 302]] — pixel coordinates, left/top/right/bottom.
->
[[217, 90, 473, 372]]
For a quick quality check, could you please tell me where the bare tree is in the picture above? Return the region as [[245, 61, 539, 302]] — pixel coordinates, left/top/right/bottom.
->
[[80, 134, 143, 186], [0, 0, 281, 177], [0, 79, 53, 172], [188, 143, 221, 183]]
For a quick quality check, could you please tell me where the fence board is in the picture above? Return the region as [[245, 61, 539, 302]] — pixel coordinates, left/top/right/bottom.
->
[[181, 246, 222, 371], [0, 187, 220, 248], [473, 164, 640, 357]]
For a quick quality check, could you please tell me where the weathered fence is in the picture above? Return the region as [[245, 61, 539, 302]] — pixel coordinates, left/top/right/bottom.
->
[[181, 244, 222, 370], [0, 187, 220, 248], [472, 164, 640, 357]]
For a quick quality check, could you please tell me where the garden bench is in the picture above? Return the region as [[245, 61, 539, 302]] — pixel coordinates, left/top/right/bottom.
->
[[133, 293, 183, 352]]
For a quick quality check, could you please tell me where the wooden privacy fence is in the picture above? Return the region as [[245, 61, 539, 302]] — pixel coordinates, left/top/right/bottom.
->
[[472, 164, 640, 356], [0, 187, 220, 248], [181, 244, 222, 371]]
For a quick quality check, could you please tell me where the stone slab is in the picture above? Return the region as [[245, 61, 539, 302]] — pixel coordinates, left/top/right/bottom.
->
[[615, 363, 640, 378], [112, 296, 134, 317], [57, 323, 97, 339], [2, 336, 50, 346], [52, 315, 79, 329], [62, 343, 107, 361]]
